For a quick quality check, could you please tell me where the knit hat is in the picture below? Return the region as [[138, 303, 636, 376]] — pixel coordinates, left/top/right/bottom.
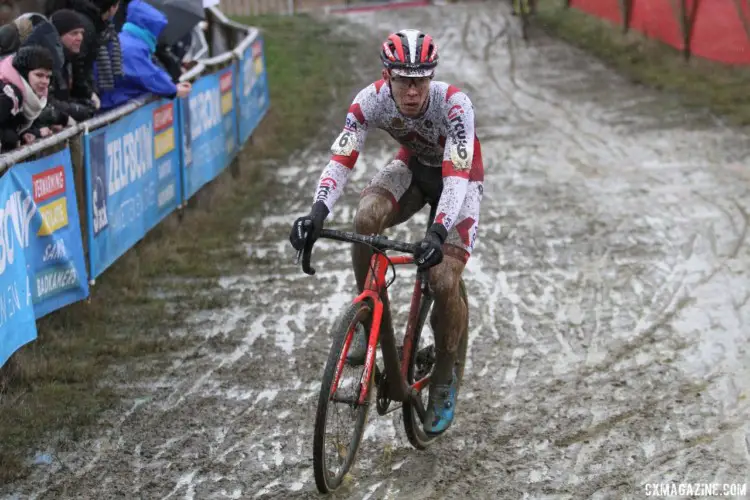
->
[[12, 45, 54, 80], [51, 10, 85, 36]]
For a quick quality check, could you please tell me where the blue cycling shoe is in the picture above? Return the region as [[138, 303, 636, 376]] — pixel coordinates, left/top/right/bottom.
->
[[423, 368, 458, 435]]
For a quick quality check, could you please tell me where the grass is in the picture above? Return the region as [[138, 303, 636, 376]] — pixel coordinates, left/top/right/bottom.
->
[[533, 0, 750, 125], [0, 13, 357, 485]]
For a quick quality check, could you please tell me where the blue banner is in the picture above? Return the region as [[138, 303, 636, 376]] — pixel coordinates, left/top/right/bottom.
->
[[0, 148, 90, 366], [238, 35, 271, 144], [180, 64, 239, 200], [85, 98, 183, 278]]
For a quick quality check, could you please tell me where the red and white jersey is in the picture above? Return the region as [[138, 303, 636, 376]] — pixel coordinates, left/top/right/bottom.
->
[[313, 79, 481, 234]]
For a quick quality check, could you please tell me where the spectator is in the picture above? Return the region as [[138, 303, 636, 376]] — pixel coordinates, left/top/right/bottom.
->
[[113, 0, 183, 84], [47, 9, 96, 122], [0, 45, 54, 152], [0, 13, 48, 57], [98, 0, 190, 111], [17, 19, 71, 139], [44, 0, 122, 108]]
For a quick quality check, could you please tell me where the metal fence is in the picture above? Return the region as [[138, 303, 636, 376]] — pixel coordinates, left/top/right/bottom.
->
[[0, 7, 271, 369]]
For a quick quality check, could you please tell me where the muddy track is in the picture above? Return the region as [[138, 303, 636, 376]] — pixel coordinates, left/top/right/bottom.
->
[[2, 2, 750, 499]]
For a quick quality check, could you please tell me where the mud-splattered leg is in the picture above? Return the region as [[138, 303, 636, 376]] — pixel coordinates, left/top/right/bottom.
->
[[427, 252, 468, 384], [351, 192, 396, 293]]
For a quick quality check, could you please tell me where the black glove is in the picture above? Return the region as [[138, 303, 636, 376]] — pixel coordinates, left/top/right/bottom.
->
[[290, 201, 329, 251], [415, 224, 448, 271]]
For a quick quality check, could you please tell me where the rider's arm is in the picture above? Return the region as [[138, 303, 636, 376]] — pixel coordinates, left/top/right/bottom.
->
[[311, 85, 376, 214], [433, 90, 476, 235]]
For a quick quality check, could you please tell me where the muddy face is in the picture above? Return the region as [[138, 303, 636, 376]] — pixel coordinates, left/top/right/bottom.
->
[[385, 70, 431, 117]]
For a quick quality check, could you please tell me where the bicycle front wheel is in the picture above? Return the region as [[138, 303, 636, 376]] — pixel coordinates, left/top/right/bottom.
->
[[313, 301, 374, 493]]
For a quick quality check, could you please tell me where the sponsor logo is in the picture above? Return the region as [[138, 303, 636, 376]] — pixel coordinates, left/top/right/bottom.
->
[[33, 263, 80, 303], [107, 124, 154, 196], [90, 133, 108, 235], [158, 183, 176, 209], [37, 197, 69, 236], [251, 40, 262, 58], [154, 127, 175, 159], [253, 56, 264, 76], [153, 103, 174, 132], [220, 71, 233, 93], [0, 191, 36, 277], [448, 104, 464, 120], [32, 166, 65, 203], [189, 88, 222, 139], [345, 117, 358, 131], [316, 177, 337, 203], [42, 239, 67, 263], [449, 107, 469, 169], [243, 55, 256, 96], [221, 91, 233, 115]]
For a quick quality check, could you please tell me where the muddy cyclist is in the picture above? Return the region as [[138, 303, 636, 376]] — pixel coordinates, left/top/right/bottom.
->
[[290, 29, 484, 435]]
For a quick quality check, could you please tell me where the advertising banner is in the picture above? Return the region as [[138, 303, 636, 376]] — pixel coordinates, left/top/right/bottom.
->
[[181, 65, 239, 200], [0, 148, 90, 366], [85, 98, 183, 278], [238, 34, 270, 144]]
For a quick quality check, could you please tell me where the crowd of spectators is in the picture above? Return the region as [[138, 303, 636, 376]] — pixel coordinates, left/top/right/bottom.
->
[[0, 0, 201, 154]]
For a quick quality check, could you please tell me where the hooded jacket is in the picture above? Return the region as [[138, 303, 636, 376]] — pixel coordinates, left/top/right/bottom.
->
[[0, 56, 47, 153], [99, 1, 177, 111]]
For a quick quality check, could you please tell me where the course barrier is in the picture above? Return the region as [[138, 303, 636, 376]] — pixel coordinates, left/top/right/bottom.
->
[[0, 7, 270, 368], [567, 0, 750, 65]]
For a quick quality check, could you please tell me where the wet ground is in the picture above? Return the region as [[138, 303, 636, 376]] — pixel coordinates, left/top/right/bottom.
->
[[3, 1, 750, 499]]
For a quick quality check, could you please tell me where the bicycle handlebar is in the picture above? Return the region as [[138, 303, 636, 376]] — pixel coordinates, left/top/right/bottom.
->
[[297, 223, 418, 276]]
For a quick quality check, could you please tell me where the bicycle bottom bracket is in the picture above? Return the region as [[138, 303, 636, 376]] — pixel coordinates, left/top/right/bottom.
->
[[376, 366, 391, 415]]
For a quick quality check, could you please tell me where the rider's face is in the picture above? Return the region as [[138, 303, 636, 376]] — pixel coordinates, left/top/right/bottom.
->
[[384, 70, 431, 117]]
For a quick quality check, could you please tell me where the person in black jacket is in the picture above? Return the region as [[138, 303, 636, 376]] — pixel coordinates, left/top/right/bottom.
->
[[44, 0, 122, 108], [0, 45, 54, 152], [48, 9, 96, 121]]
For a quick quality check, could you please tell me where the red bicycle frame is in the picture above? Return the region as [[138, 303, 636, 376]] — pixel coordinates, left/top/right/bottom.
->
[[329, 251, 431, 409]]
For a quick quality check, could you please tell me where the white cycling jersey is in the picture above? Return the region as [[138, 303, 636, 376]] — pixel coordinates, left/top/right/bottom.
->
[[312, 79, 483, 235]]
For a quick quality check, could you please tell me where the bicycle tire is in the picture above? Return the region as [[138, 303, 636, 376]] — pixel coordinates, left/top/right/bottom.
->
[[313, 301, 374, 493], [402, 277, 469, 449], [402, 291, 437, 450]]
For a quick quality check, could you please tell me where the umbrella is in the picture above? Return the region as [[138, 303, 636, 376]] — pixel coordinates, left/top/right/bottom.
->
[[144, 0, 205, 46]]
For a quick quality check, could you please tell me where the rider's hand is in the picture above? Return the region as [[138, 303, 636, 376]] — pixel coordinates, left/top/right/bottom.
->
[[290, 201, 330, 251], [415, 224, 447, 271]]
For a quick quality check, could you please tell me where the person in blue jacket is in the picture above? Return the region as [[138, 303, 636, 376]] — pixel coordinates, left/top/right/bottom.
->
[[98, 0, 191, 111]]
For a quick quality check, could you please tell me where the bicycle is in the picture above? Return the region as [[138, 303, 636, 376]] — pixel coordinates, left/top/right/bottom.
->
[[511, 0, 535, 41], [296, 206, 469, 493]]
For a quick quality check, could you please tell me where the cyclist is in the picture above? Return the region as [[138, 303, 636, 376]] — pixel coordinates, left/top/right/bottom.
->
[[289, 29, 484, 436]]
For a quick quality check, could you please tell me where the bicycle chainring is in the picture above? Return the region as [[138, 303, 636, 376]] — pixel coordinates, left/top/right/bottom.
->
[[376, 367, 391, 415]]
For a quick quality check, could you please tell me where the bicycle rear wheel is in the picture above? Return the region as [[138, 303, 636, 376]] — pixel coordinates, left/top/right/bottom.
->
[[402, 278, 469, 449], [402, 292, 438, 450], [313, 301, 374, 493]]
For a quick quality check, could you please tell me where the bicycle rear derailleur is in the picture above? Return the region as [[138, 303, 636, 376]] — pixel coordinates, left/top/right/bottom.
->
[[375, 344, 436, 416]]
